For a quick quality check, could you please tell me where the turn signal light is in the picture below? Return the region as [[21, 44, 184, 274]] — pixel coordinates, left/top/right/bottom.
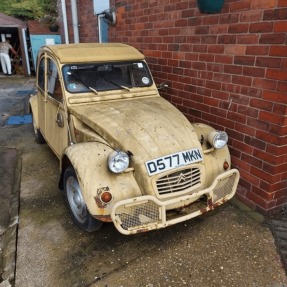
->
[[101, 191, 112, 203], [223, 161, 229, 170]]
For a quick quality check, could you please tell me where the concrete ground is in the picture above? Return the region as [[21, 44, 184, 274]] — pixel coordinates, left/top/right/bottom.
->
[[0, 75, 36, 286], [0, 75, 286, 287]]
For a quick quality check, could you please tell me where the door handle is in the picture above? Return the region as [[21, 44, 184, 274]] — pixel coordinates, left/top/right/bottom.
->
[[56, 113, 64, 128]]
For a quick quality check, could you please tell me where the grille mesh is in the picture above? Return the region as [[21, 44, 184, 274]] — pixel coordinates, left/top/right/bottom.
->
[[213, 172, 237, 202], [156, 168, 201, 195], [116, 200, 160, 231]]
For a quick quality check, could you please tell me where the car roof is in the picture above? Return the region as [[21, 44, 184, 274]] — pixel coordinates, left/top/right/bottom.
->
[[41, 43, 145, 63]]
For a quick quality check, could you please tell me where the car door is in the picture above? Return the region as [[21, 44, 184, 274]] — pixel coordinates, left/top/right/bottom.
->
[[44, 56, 69, 158], [36, 56, 46, 137]]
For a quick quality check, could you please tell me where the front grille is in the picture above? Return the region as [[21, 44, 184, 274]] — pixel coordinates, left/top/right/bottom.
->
[[156, 168, 201, 195], [213, 172, 237, 203], [115, 200, 160, 231]]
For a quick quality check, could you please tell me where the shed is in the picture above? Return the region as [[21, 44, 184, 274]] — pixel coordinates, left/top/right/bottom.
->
[[0, 13, 30, 76]]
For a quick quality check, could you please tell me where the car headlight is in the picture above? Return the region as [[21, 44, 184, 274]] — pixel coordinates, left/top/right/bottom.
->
[[207, 131, 228, 149], [108, 150, 130, 173]]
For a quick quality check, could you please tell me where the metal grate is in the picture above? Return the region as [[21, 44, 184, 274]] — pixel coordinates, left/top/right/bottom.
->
[[156, 168, 201, 195], [116, 200, 160, 231], [213, 172, 237, 202]]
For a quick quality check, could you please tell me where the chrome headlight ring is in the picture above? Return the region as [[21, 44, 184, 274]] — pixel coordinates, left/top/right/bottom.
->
[[108, 150, 130, 173], [207, 131, 228, 149]]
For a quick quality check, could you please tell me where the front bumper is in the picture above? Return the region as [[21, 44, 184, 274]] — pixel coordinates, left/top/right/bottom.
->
[[111, 169, 240, 235]]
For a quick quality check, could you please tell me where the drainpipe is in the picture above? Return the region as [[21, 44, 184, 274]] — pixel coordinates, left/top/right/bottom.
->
[[61, 0, 69, 44], [98, 14, 104, 43], [71, 0, 79, 43], [21, 28, 31, 76]]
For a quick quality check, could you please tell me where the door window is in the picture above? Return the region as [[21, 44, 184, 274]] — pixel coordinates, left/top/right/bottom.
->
[[38, 57, 45, 93], [47, 58, 63, 102]]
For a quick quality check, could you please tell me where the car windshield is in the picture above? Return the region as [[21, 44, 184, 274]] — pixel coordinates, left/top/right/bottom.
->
[[62, 61, 153, 93]]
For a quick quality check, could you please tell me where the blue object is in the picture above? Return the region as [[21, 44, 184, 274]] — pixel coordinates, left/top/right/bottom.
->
[[16, 90, 35, 95], [30, 34, 61, 71], [197, 0, 225, 13], [7, 115, 32, 125], [100, 17, 109, 43]]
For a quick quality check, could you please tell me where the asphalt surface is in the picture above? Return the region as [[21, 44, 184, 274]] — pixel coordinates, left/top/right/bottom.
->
[[0, 75, 286, 287], [0, 74, 36, 287]]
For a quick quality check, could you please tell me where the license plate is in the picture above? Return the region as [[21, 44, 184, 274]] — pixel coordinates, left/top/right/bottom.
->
[[145, 148, 203, 176]]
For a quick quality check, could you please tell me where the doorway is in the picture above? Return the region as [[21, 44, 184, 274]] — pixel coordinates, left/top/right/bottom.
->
[[94, 0, 110, 43]]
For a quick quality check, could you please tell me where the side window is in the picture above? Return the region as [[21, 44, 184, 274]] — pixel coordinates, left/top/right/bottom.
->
[[38, 57, 45, 92], [47, 58, 63, 102]]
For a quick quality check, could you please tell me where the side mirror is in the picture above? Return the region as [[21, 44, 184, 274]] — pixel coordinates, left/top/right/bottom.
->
[[157, 82, 168, 90]]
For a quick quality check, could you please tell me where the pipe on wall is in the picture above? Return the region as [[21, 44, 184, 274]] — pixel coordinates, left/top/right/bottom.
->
[[71, 0, 79, 43], [61, 0, 69, 44], [21, 28, 31, 76], [98, 14, 104, 43]]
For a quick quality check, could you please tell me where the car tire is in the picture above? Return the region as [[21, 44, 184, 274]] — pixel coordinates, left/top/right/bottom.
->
[[64, 166, 103, 232], [32, 112, 45, 144]]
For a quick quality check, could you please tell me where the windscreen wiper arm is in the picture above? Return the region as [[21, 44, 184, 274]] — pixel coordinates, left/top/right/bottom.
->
[[67, 71, 99, 94], [101, 78, 131, 92]]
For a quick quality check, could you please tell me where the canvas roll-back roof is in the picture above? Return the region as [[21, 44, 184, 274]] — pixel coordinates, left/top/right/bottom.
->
[[42, 43, 145, 63]]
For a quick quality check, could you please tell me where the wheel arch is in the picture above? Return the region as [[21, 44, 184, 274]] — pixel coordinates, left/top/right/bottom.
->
[[59, 142, 142, 217], [59, 142, 113, 190], [59, 142, 115, 214], [58, 153, 72, 190]]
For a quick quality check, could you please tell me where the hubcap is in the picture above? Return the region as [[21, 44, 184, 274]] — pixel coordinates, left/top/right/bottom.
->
[[66, 176, 87, 223]]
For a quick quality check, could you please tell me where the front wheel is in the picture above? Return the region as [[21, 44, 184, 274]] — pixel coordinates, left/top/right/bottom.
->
[[64, 166, 103, 232]]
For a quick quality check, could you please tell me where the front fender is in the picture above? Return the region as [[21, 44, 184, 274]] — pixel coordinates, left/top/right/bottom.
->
[[62, 142, 142, 218], [192, 123, 232, 186]]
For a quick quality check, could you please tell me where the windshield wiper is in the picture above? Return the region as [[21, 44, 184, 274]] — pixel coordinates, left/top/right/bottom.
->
[[67, 71, 99, 95], [101, 78, 131, 92]]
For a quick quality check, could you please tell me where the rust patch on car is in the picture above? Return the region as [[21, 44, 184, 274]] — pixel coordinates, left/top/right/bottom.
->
[[95, 186, 112, 208], [94, 215, 113, 222], [207, 197, 213, 209], [213, 197, 227, 208]]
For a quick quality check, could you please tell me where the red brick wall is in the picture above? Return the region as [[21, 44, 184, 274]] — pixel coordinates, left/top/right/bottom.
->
[[61, 0, 287, 213], [107, 0, 287, 213]]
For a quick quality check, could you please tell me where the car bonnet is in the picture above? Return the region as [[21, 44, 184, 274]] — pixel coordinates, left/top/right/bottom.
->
[[68, 96, 202, 164]]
